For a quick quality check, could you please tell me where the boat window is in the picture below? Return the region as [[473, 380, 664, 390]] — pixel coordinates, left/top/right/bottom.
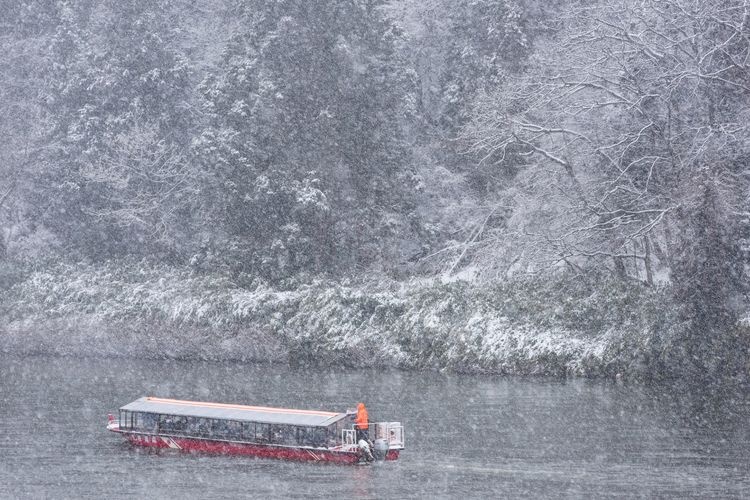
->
[[313, 428, 326, 447], [269, 425, 281, 443], [158, 414, 168, 432], [226, 420, 242, 440], [282, 426, 297, 446], [255, 423, 269, 442], [142, 413, 157, 433], [211, 419, 229, 438], [297, 427, 313, 446], [133, 412, 143, 430], [158, 414, 187, 434], [328, 422, 343, 446], [193, 417, 211, 437], [119, 410, 131, 429], [270, 425, 296, 446], [185, 416, 200, 436], [295, 427, 326, 447], [241, 422, 255, 441], [173, 416, 188, 434], [297, 427, 308, 446]]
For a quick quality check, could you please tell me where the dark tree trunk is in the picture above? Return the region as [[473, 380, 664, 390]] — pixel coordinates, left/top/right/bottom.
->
[[643, 236, 654, 287], [670, 179, 747, 380]]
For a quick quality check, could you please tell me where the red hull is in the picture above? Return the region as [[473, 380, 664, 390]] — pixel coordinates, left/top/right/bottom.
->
[[115, 431, 399, 464]]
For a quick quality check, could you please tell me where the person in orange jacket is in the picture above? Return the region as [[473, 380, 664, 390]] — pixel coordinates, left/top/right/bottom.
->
[[355, 402, 369, 441]]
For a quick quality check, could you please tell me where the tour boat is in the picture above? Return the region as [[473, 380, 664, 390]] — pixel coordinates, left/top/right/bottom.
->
[[107, 397, 404, 464]]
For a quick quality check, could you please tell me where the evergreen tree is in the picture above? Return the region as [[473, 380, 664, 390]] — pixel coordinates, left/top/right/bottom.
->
[[0, 0, 60, 260], [196, 0, 416, 279], [39, 1, 194, 259]]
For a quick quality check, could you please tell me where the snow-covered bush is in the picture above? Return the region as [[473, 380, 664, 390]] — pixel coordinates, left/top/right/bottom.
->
[[0, 260, 681, 377]]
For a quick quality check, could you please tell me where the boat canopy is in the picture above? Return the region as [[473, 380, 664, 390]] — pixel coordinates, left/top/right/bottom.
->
[[120, 397, 348, 427]]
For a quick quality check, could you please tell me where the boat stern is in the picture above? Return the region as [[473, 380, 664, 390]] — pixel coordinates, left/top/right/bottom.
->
[[342, 421, 404, 462], [378, 421, 404, 460]]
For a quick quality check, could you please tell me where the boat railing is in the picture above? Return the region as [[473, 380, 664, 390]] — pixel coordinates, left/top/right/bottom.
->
[[342, 428, 357, 447], [341, 422, 404, 449]]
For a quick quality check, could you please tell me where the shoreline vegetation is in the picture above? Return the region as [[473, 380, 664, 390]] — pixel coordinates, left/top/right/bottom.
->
[[2, 259, 727, 379], [1, 2, 748, 382]]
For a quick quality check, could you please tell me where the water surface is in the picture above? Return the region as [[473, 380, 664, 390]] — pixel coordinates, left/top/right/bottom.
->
[[1, 355, 748, 498]]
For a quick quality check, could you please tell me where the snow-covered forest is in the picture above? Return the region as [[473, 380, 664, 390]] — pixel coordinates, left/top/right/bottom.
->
[[1, 0, 748, 379]]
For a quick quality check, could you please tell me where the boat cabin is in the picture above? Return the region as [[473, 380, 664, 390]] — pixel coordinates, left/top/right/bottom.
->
[[117, 397, 352, 449]]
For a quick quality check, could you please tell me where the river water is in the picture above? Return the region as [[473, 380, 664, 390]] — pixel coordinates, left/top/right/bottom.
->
[[1, 354, 749, 499]]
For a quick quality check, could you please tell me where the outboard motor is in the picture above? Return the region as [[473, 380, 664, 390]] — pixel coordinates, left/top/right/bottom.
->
[[358, 439, 374, 462], [373, 438, 389, 461]]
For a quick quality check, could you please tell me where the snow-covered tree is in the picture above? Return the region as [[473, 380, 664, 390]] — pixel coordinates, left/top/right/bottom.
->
[[0, 0, 60, 260], [38, 1, 194, 258], [196, 0, 417, 279], [464, 0, 750, 375], [466, 0, 750, 281]]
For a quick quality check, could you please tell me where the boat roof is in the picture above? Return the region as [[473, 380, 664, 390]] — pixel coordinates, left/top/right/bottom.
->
[[120, 397, 348, 427]]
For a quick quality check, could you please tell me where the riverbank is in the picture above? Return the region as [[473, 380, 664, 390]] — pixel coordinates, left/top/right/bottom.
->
[[0, 260, 692, 377]]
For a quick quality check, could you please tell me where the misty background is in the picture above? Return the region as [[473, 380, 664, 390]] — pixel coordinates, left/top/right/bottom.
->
[[1, 0, 748, 381]]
